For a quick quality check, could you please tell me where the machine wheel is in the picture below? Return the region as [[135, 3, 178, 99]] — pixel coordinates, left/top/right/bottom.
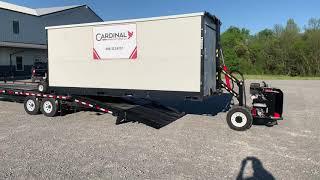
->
[[24, 96, 40, 115], [40, 98, 58, 117], [226, 106, 253, 131], [38, 81, 48, 93], [234, 104, 253, 129]]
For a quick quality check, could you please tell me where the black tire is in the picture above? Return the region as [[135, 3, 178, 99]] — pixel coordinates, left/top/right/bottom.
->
[[38, 81, 48, 93], [226, 106, 253, 131], [40, 98, 58, 117], [24, 96, 40, 115], [235, 104, 253, 129]]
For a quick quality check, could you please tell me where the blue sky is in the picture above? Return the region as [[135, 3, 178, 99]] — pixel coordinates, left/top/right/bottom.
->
[[3, 0, 320, 34]]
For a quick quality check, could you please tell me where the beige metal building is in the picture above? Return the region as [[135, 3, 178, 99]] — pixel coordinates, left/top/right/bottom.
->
[[0, 1, 102, 79]]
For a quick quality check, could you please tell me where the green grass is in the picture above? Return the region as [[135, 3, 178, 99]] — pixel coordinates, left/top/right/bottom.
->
[[244, 74, 320, 80]]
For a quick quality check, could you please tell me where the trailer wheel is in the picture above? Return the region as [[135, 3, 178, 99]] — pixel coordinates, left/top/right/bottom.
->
[[37, 81, 48, 93], [41, 98, 58, 117], [226, 106, 253, 131], [24, 96, 40, 115]]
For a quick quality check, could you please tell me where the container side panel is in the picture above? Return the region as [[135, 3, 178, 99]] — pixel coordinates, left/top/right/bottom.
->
[[48, 16, 202, 92], [203, 16, 217, 96]]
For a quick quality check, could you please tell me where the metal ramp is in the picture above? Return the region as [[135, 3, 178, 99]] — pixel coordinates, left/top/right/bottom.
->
[[74, 96, 185, 129]]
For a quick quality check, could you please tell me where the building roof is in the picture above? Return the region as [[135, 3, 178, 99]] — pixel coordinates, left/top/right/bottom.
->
[[35, 5, 82, 16], [0, 1, 83, 16]]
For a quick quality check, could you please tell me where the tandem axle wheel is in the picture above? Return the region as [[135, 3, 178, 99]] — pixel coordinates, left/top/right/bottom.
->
[[23, 97, 59, 117], [40, 98, 59, 117], [24, 96, 41, 115]]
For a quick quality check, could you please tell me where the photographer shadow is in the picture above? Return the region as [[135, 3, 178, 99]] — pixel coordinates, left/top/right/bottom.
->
[[236, 156, 275, 180]]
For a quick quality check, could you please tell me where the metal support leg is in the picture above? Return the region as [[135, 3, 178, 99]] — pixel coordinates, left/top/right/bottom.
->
[[237, 81, 244, 106]]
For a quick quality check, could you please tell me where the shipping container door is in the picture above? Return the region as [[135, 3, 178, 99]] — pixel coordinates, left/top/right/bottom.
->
[[203, 24, 216, 96]]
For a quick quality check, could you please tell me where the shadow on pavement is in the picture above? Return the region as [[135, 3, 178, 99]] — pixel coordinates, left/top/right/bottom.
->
[[236, 156, 275, 180], [115, 93, 233, 129]]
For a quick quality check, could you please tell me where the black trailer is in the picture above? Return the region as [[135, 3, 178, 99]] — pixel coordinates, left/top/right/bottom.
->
[[0, 81, 186, 129], [0, 64, 284, 131]]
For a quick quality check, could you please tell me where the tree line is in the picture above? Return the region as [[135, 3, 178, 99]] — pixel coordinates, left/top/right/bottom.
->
[[221, 18, 320, 76]]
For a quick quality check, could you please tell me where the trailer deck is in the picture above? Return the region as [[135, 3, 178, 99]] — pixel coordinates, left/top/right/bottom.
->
[[0, 81, 37, 91], [0, 83, 184, 129]]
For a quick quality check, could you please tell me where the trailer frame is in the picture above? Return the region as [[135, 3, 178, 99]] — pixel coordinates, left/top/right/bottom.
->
[[0, 84, 185, 129]]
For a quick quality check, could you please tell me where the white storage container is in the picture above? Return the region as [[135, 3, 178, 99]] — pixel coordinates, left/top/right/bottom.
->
[[46, 12, 221, 99]]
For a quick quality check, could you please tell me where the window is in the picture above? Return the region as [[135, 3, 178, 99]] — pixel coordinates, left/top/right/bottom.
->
[[13, 20, 19, 34], [16, 56, 23, 71]]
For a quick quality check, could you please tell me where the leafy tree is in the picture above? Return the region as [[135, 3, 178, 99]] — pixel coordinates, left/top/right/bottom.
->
[[220, 18, 320, 76], [221, 27, 251, 72]]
